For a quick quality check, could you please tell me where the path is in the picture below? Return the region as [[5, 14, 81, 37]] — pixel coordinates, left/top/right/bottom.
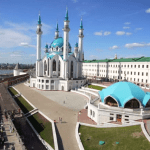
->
[[14, 83, 88, 150]]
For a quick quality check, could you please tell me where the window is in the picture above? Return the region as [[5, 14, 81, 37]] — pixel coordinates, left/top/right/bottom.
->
[[146, 72, 148, 76], [39, 84, 40, 88], [146, 80, 148, 83], [146, 65, 149, 68], [134, 65, 136, 68], [130, 78, 132, 81], [76, 81, 78, 83], [142, 65, 144, 68], [124, 65, 126, 67], [138, 72, 140, 75], [125, 119, 129, 121], [134, 72, 136, 75], [51, 80, 54, 83], [125, 115, 129, 117], [131, 72, 132, 75], [142, 79, 143, 82], [138, 65, 140, 68], [90, 110, 92, 115], [127, 71, 129, 74], [42, 85, 44, 89], [138, 79, 139, 82], [46, 80, 49, 83], [131, 65, 132, 68], [46, 85, 49, 89], [128, 65, 129, 68], [142, 72, 144, 76], [134, 78, 135, 81], [93, 111, 95, 117], [39, 79, 40, 82], [42, 80, 44, 83], [110, 117, 113, 120], [53, 60, 56, 71]]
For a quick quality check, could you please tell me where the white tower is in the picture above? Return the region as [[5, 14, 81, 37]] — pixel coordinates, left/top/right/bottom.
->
[[36, 13, 43, 61], [78, 18, 84, 61], [63, 7, 70, 61], [36, 13, 43, 77], [55, 22, 59, 39], [74, 42, 79, 60]]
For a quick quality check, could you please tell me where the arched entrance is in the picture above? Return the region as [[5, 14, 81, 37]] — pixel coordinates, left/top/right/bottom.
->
[[70, 61, 73, 78], [53, 60, 56, 71], [44, 60, 47, 75], [145, 99, 150, 108], [105, 96, 118, 107], [124, 99, 140, 109], [58, 60, 60, 76]]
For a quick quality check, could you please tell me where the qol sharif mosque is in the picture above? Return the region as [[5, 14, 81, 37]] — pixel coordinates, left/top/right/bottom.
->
[[30, 9, 86, 91]]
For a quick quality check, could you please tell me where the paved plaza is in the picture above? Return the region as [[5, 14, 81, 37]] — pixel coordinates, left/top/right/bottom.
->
[[14, 83, 88, 150], [32, 88, 88, 111]]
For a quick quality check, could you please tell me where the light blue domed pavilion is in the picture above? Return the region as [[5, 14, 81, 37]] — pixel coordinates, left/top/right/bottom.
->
[[99, 81, 150, 108]]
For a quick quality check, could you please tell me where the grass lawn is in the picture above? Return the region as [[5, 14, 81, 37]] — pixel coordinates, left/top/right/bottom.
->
[[28, 113, 54, 148], [9, 87, 18, 96], [88, 85, 105, 91], [79, 125, 150, 150], [8, 87, 34, 114]]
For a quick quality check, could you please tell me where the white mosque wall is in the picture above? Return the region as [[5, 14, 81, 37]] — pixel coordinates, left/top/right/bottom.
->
[[87, 103, 147, 125]]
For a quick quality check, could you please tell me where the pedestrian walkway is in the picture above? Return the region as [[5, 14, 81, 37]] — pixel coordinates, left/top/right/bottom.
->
[[0, 114, 22, 150], [14, 83, 88, 150]]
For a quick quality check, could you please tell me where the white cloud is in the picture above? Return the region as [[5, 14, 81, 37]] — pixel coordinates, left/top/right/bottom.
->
[[94, 31, 111, 36], [104, 31, 111, 36], [20, 42, 36, 48], [5, 21, 52, 35], [10, 54, 22, 57], [116, 31, 125, 35], [72, 0, 78, 3], [126, 32, 132, 36], [94, 31, 103, 36], [110, 45, 119, 50], [135, 28, 142, 31], [124, 22, 131, 25], [123, 26, 130, 29], [0, 27, 31, 48], [125, 42, 150, 48], [145, 8, 150, 13]]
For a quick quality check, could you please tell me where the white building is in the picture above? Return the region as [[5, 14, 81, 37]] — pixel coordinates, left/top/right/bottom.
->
[[82, 54, 150, 87], [29, 9, 86, 91], [14, 63, 27, 76], [87, 81, 150, 125]]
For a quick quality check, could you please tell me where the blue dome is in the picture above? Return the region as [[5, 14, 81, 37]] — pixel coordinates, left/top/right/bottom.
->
[[99, 81, 150, 107], [50, 37, 71, 48]]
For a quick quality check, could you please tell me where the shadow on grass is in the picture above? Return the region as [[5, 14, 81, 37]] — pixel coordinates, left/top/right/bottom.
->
[[28, 115, 44, 133], [55, 123, 64, 150], [14, 97, 29, 114]]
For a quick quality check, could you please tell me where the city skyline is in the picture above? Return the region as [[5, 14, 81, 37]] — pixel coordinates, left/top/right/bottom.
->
[[0, 0, 150, 63]]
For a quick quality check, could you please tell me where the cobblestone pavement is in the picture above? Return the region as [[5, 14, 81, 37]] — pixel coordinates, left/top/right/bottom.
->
[[14, 83, 89, 150]]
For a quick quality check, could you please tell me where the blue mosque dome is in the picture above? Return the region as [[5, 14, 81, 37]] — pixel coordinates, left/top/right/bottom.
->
[[50, 37, 71, 48], [99, 81, 150, 108]]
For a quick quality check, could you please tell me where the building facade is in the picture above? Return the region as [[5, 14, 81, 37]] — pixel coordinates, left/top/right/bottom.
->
[[29, 9, 86, 91], [82, 55, 150, 87]]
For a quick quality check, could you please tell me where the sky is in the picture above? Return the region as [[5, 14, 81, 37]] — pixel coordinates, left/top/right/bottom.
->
[[0, 0, 150, 64]]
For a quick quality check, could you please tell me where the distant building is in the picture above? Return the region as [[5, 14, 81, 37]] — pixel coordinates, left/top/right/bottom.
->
[[82, 55, 150, 88]]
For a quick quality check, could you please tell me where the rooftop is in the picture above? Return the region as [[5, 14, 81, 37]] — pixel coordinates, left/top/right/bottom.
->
[[84, 56, 150, 63]]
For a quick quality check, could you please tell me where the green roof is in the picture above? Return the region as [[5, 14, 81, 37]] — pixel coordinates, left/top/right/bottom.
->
[[84, 56, 150, 63]]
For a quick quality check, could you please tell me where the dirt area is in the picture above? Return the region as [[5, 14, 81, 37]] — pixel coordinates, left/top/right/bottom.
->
[[132, 131, 144, 138]]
